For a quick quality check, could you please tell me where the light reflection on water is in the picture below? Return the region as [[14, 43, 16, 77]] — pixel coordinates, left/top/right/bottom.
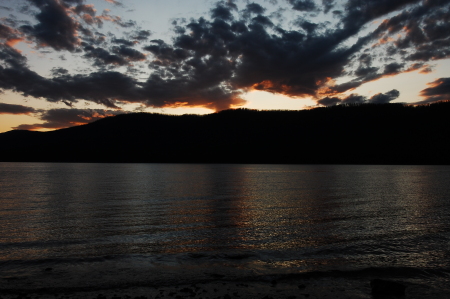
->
[[0, 163, 450, 288]]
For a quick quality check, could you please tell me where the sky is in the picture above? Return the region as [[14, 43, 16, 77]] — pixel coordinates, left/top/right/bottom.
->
[[0, 0, 449, 132]]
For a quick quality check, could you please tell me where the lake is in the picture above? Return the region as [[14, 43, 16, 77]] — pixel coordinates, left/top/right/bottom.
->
[[1, 163, 449, 295]]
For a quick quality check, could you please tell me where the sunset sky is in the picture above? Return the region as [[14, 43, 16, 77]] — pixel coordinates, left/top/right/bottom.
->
[[0, 0, 449, 132]]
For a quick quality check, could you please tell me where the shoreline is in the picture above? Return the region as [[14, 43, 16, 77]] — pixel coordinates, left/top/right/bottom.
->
[[1, 275, 449, 299]]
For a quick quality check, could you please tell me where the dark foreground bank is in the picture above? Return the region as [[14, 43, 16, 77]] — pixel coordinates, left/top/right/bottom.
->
[[1, 272, 450, 299], [1, 102, 450, 163]]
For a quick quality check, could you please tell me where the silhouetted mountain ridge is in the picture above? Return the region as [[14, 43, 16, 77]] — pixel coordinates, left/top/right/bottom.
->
[[1, 102, 450, 164]]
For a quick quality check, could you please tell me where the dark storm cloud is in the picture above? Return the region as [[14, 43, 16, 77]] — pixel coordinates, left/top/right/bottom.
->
[[322, 0, 334, 14], [50, 67, 69, 76], [21, 0, 80, 51], [83, 45, 127, 66], [219, 0, 238, 11], [13, 108, 122, 130], [369, 89, 400, 104], [112, 38, 135, 46], [244, 3, 266, 15], [83, 42, 146, 66], [251, 14, 274, 27], [0, 102, 36, 114], [114, 20, 135, 28], [317, 96, 340, 106], [62, 0, 83, 5], [211, 3, 235, 21], [143, 40, 189, 62], [330, 60, 407, 94], [342, 0, 421, 31], [383, 63, 404, 76], [341, 93, 366, 104], [0, 41, 239, 111], [0, 44, 134, 108], [293, 19, 318, 36], [322, 0, 450, 95], [407, 40, 450, 62], [112, 45, 146, 62], [0, 5, 13, 11], [0, 23, 24, 48], [354, 66, 378, 78], [287, 0, 317, 12], [0, 44, 27, 67], [318, 90, 399, 106], [0, 24, 19, 40], [14, 0, 138, 53], [241, 3, 266, 20], [370, 0, 450, 63], [1, 0, 450, 113], [73, 4, 96, 17], [227, 23, 368, 97], [130, 30, 151, 41], [142, 33, 245, 110], [318, 93, 368, 106], [417, 78, 450, 104]]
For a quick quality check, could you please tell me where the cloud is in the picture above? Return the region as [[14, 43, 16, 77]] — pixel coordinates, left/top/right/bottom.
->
[[242, 3, 266, 19], [94, 11, 135, 28], [0, 103, 36, 115], [329, 61, 408, 95], [130, 30, 151, 41], [317, 90, 399, 106], [0, 5, 13, 11], [0, 45, 134, 108], [322, 0, 335, 14], [1, 0, 450, 114], [317, 96, 340, 106], [417, 78, 450, 104], [13, 108, 122, 130], [83, 43, 146, 66], [342, 93, 367, 104], [21, 0, 81, 51], [0, 24, 22, 42], [369, 89, 400, 104], [73, 3, 96, 17], [111, 38, 134, 46], [342, 0, 421, 31], [211, 2, 235, 21], [112, 45, 146, 62], [287, 0, 317, 12], [83, 45, 127, 66], [371, 0, 450, 63], [318, 93, 367, 106], [104, 0, 123, 6]]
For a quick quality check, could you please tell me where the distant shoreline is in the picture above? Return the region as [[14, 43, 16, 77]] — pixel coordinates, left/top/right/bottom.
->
[[1, 102, 450, 164]]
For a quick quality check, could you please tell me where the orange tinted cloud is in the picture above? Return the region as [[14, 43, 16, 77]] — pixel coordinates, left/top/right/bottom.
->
[[104, 0, 122, 5], [419, 66, 434, 74], [159, 94, 246, 112], [251, 80, 311, 97], [13, 109, 123, 131], [0, 103, 36, 115], [372, 36, 396, 48], [316, 77, 339, 97], [6, 38, 24, 47], [415, 78, 450, 104]]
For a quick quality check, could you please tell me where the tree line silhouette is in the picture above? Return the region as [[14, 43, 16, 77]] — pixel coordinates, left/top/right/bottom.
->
[[1, 102, 450, 164]]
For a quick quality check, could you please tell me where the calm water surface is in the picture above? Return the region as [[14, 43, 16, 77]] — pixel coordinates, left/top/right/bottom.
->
[[0, 163, 449, 290]]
